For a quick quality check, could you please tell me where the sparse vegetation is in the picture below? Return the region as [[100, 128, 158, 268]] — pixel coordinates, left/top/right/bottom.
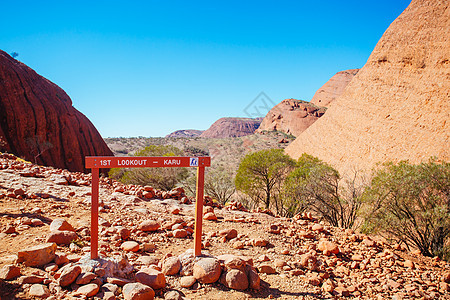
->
[[205, 167, 236, 205], [109, 145, 189, 190], [362, 159, 450, 259], [282, 154, 365, 227]]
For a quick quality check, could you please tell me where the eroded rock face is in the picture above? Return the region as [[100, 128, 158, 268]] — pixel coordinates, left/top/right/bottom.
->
[[256, 99, 326, 137], [0, 50, 113, 172], [200, 118, 262, 138], [286, 0, 450, 175], [310, 69, 359, 107]]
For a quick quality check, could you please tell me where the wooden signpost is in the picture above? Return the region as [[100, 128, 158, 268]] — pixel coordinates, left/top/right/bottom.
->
[[85, 156, 211, 259]]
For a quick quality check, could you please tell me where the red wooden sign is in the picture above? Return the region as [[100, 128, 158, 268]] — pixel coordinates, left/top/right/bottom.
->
[[85, 156, 210, 259]]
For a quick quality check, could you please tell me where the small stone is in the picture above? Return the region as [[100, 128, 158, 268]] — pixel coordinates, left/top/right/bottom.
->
[[75, 283, 100, 297], [31, 219, 44, 226], [252, 238, 268, 247], [122, 282, 155, 300], [59, 265, 82, 287], [54, 252, 69, 266], [334, 286, 350, 297], [76, 272, 96, 285], [322, 279, 335, 293], [180, 276, 196, 288], [136, 255, 159, 266], [106, 277, 132, 286], [28, 284, 50, 298], [258, 264, 276, 274], [274, 259, 286, 267], [139, 220, 160, 232], [300, 253, 318, 270], [4, 225, 16, 234], [173, 229, 188, 238], [219, 229, 238, 240], [162, 256, 181, 276], [17, 243, 57, 267], [171, 208, 181, 215], [164, 290, 183, 300], [203, 212, 217, 221], [47, 230, 78, 245], [221, 255, 246, 272], [281, 249, 290, 255], [121, 241, 140, 252], [317, 240, 339, 255], [49, 219, 74, 232], [443, 272, 450, 283], [142, 243, 156, 252], [19, 275, 45, 284], [118, 227, 131, 240], [0, 264, 21, 280], [351, 254, 364, 261], [232, 241, 245, 249], [193, 257, 221, 284], [312, 223, 324, 232], [404, 260, 415, 268], [363, 238, 376, 247]]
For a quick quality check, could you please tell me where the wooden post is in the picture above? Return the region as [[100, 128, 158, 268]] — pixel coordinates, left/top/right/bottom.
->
[[90, 167, 99, 259], [194, 165, 205, 256]]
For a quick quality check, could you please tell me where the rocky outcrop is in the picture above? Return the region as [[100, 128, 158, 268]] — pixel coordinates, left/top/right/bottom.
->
[[310, 69, 359, 107], [256, 99, 326, 137], [200, 117, 262, 138], [165, 129, 203, 138], [286, 0, 450, 176], [0, 50, 113, 172]]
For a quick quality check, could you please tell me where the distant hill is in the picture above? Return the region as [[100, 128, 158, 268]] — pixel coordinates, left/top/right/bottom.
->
[[286, 0, 450, 175], [200, 117, 262, 138], [165, 129, 204, 138]]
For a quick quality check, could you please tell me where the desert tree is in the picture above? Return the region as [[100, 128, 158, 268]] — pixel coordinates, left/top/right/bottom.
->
[[26, 135, 53, 164], [235, 149, 296, 214], [362, 159, 450, 258]]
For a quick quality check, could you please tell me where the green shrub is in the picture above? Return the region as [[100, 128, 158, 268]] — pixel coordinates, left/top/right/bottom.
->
[[283, 154, 365, 228], [235, 149, 296, 214], [362, 159, 450, 258]]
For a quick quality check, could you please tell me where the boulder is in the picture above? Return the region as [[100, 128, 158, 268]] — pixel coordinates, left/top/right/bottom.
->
[[28, 284, 50, 298], [135, 267, 166, 290], [193, 257, 222, 284], [139, 220, 160, 232], [0, 50, 113, 172], [122, 282, 155, 300], [58, 265, 82, 287], [17, 243, 57, 267], [0, 265, 21, 280], [75, 283, 100, 297], [47, 230, 78, 245], [121, 241, 140, 252], [162, 256, 181, 276], [223, 269, 249, 290]]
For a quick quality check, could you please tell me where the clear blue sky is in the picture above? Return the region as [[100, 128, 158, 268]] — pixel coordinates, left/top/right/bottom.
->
[[1, 0, 410, 137]]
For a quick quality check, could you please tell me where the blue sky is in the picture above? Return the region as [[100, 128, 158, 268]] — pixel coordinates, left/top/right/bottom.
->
[[1, 1, 410, 137]]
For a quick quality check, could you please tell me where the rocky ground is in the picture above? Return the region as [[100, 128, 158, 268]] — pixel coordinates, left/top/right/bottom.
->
[[0, 153, 449, 299]]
